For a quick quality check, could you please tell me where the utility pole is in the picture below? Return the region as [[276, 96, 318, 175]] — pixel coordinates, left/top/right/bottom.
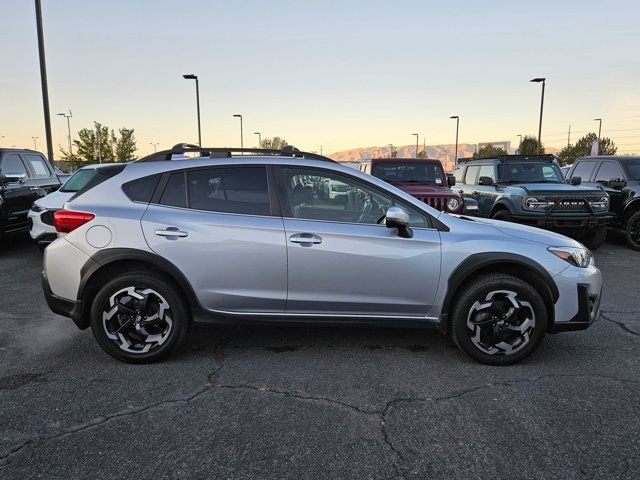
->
[[35, 0, 54, 161]]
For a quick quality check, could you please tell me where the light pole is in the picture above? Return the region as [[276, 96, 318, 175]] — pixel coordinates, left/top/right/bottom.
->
[[182, 74, 201, 146], [35, 0, 54, 161], [388, 144, 394, 158], [233, 114, 243, 150], [530, 77, 546, 154], [57, 110, 73, 155], [594, 118, 602, 154], [412, 133, 419, 157], [254, 131, 261, 148], [150, 142, 159, 152], [517, 134, 523, 151], [32, 136, 39, 150], [450, 116, 460, 165]]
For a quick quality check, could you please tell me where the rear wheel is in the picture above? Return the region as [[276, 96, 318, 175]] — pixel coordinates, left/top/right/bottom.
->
[[581, 226, 607, 250], [625, 211, 640, 251], [90, 272, 189, 363], [450, 274, 548, 365], [491, 209, 512, 222]]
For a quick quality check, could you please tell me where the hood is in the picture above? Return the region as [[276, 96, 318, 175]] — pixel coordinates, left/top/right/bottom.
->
[[464, 216, 584, 248], [392, 183, 459, 197], [508, 183, 604, 195], [33, 189, 75, 209]]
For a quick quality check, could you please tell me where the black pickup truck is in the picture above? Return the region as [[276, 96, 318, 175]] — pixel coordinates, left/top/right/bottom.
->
[[0, 148, 69, 238]]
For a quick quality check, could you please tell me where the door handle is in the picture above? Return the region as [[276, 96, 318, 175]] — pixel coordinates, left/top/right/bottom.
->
[[155, 227, 188, 238], [29, 186, 40, 191], [289, 233, 322, 245]]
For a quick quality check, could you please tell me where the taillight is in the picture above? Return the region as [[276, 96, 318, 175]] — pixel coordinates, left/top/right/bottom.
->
[[54, 210, 95, 233]]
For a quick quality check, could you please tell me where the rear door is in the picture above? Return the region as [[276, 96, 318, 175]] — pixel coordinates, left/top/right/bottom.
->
[[276, 166, 441, 317], [141, 165, 287, 313], [594, 161, 626, 213], [21, 153, 60, 194], [0, 153, 39, 232]]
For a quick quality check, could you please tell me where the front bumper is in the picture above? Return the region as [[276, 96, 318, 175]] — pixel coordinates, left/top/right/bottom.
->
[[510, 214, 613, 230]]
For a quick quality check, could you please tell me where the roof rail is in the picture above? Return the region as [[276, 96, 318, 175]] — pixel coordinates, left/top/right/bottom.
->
[[136, 144, 336, 163], [457, 154, 555, 163]]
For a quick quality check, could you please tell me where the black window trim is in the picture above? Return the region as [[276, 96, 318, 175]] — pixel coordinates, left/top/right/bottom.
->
[[20, 152, 52, 179], [151, 164, 278, 218], [273, 164, 437, 230]]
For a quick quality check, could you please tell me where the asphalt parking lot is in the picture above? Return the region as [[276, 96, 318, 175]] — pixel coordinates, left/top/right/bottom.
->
[[0, 233, 638, 480]]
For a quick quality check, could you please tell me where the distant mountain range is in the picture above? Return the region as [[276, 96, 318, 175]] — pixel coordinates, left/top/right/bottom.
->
[[327, 143, 559, 171]]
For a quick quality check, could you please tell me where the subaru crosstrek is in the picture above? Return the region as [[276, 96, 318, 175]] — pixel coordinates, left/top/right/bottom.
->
[[453, 155, 612, 249], [42, 144, 602, 365]]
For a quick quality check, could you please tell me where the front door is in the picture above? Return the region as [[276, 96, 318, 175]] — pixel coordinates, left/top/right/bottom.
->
[[0, 153, 38, 232], [277, 166, 441, 317], [141, 166, 287, 313]]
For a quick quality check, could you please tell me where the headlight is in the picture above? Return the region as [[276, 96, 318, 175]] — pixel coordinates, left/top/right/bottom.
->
[[31, 204, 45, 213], [447, 198, 460, 211], [522, 196, 554, 210], [548, 246, 592, 268], [589, 196, 609, 210]]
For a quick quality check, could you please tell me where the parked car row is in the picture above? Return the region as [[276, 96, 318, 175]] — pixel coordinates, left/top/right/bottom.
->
[[40, 144, 601, 366]]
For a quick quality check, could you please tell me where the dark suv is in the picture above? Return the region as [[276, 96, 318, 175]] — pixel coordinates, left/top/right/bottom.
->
[[567, 156, 640, 250], [0, 148, 67, 238], [359, 158, 464, 214], [453, 155, 612, 249]]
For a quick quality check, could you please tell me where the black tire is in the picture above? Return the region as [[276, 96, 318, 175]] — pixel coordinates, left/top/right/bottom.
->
[[491, 209, 512, 222], [450, 273, 548, 366], [581, 226, 607, 250], [625, 211, 640, 251], [90, 272, 189, 363]]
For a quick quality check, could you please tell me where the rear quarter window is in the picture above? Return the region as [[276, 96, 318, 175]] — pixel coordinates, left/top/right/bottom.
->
[[122, 174, 161, 203]]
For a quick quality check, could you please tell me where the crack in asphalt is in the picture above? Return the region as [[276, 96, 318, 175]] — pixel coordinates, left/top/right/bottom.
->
[[2, 368, 638, 477], [600, 312, 640, 337]]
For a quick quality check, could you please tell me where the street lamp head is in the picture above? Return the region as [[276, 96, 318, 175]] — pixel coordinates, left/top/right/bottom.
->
[[594, 118, 602, 121], [450, 115, 459, 119], [56, 113, 65, 116], [412, 133, 418, 137], [183, 74, 197, 80], [530, 77, 545, 83], [254, 132, 260, 135], [233, 114, 242, 118]]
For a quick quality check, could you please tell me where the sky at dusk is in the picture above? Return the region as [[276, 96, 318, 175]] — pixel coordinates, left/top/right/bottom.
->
[[1, 0, 640, 156]]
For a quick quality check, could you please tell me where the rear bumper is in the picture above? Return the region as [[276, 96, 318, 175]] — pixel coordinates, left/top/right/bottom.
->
[[42, 272, 88, 330], [510, 214, 613, 230]]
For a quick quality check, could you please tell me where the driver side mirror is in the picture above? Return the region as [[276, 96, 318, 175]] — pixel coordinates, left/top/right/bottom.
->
[[0, 172, 27, 186], [447, 174, 456, 187], [385, 206, 413, 239], [607, 178, 626, 190], [570, 176, 581, 186], [478, 176, 494, 186]]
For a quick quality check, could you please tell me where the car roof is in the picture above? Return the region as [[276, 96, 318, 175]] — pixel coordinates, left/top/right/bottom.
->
[[369, 158, 443, 165], [576, 155, 640, 162], [0, 148, 46, 155]]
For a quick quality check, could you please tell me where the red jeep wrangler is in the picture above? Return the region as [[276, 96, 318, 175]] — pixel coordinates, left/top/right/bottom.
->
[[360, 158, 465, 214]]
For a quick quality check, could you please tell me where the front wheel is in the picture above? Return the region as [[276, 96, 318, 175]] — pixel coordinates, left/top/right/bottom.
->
[[581, 226, 607, 250], [625, 211, 640, 251], [90, 272, 189, 363], [450, 274, 548, 365], [491, 209, 512, 222]]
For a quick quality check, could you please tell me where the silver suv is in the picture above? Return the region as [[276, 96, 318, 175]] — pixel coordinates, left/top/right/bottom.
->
[[42, 144, 602, 365]]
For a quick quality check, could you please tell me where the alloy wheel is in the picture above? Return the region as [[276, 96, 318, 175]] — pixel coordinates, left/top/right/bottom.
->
[[102, 286, 173, 354], [629, 216, 640, 247], [466, 290, 536, 356]]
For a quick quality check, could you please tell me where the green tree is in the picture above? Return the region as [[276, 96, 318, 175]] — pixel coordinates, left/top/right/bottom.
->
[[113, 128, 138, 162], [260, 136, 288, 150], [390, 149, 398, 158], [519, 135, 544, 155], [556, 133, 617, 166], [416, 150, 427, 158], [475, 144, 506, 158]]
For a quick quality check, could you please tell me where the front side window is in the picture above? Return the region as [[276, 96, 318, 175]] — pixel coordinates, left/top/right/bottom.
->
[[1, 154, 29, 177], [464, 165, 480, 184], [595, 162, 624, 182], [571, 161, 597, 181], [453, 165, 465, 183], [623, 159, 640, 181], [281, 168, 428, 227], [478, 165, 495, 182], [187, 167, 270, 216], [372, 162, 445, 185], [23, 154, 51, 178]]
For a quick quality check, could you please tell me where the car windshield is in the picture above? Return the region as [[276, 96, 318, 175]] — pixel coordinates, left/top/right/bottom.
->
[[497, 162, 564, 183], [59, 168, 98, 192], [623, 159, 640, 181], [372, 162, 445, 184]]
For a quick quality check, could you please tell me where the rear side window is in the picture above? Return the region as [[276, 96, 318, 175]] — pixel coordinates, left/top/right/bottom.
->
[[571, 161, 597, 181], [595, 162, 624, 182], [1, 154, 29, 177], [478, 165, 495, 182], [23, 154, 51, 178], [453, 165, 465, 183], [122, 174, 161, 203], [464, 165, 480, 184], [159, 173, 187, 208], [187, 167, 270, 215]]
